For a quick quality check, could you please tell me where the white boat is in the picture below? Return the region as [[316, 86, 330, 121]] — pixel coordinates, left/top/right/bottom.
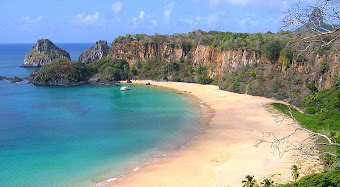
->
[[120, 86, 130, 91]]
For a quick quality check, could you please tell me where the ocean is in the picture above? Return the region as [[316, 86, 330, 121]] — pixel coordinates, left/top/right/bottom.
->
[[0, 44, 202, 186]]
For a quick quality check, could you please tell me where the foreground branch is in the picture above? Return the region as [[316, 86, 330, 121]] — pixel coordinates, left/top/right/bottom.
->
[[256, 105, 339, 160]]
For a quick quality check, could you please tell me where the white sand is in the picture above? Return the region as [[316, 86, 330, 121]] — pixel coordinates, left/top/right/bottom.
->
[[105, 81, 321, 187]]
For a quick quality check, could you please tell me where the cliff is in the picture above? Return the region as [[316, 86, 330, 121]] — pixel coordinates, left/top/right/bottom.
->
[[108, 39, 339, 90], [22, 39, 70, 67], [78, 40, 109, 63], [105, 35, 339, 106]]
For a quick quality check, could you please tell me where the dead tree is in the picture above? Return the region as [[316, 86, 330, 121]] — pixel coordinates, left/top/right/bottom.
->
[[256, 105, 340, 161], [282, 0, 339, 53]]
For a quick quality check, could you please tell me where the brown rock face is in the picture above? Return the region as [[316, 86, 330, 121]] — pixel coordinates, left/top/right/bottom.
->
[[109, 39, 339, 90]]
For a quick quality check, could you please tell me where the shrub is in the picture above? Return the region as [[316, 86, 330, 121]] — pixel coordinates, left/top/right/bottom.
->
[[307, 83, 318, 93], [264, 40, 282, 62], [320, 60, 329, 74], [197, 76, 213, 84]]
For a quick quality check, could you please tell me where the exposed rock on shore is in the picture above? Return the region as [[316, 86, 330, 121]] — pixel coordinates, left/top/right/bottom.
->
[[22, 39, 70, 67], [78, 40, 109, 63]]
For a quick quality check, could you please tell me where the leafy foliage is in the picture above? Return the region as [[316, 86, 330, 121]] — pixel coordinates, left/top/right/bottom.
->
[[279, 167, 340, 187], [242, 175, 258, 187], [29, 58, 93, 85], [264, 40, 282, 62], [89, 58, 130, 81]]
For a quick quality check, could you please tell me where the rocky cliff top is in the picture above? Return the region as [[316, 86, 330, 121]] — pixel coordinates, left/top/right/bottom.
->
[[78, 40, 109, 63], [22, 39, 70, 67]]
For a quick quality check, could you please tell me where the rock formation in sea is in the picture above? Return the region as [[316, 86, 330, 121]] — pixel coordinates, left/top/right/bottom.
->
[[78, 40, 109, 63], [0, 76, 26, 83], [28, 58, 91, 86], [22, 39, 70, 67]]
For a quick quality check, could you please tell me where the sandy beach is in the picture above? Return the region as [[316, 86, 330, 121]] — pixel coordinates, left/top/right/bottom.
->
[[105, 81, 321, 187]]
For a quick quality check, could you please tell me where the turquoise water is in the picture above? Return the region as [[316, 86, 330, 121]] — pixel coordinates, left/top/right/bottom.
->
[[0, 44, 201, 187]]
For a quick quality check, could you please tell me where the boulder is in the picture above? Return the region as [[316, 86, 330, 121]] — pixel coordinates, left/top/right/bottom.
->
[[22, 39, 70, 67]]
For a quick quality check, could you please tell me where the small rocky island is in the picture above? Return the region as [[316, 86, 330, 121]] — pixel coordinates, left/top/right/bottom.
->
[[22, 39, 70, 67], [78, 40, 109, 63], [29, 59, 92, 86]]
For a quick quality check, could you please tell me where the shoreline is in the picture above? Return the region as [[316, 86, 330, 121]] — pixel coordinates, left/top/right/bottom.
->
[[101, 80, 321, 187], [94, 82, 215, 186]]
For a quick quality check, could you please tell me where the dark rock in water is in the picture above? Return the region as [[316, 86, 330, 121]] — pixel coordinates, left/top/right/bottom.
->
[[88, 77, 121, 86], [22, 39, 70, 67], [78, 40, 109, 63], [146, 82, 151, 85], [127, 80, 132, 83], [11, 76, 22, 83], [0, 76, 26, 83]]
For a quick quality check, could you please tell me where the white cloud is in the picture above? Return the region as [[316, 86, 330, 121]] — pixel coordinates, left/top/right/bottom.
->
[[164, 2, 175, 20], [132, 10, 145, 25], [112, 1, 123, 14], [72, 12, 99, 24], [206, 14, 218, 27], [227, 0, 249, 6], [180, 16, 200, 27], [209, 0, 220, 7], [139, 11, 145, 21], [240, 14, 259, 26], [240, 18, 258, 26], [151, 19, 158, 26], [209, 0, 249, 7], [24, 16, 43, 24]]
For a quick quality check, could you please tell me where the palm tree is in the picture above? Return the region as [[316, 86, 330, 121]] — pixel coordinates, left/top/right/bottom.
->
[[261, 178, 274, 187], [242, 175, 258, 187], [290, 165, 300, 182]]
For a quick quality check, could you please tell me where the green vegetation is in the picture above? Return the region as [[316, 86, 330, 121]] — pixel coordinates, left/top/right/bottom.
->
[[242, 175, 258, 187], [264, 40, 282, 62], [290, 165, 300, 182], [268, 84, 340, 186], [29, 58, 92, 85], [261, 179, 275, 187], [279, 167, 340, 187], [90, 58, 130, 81]]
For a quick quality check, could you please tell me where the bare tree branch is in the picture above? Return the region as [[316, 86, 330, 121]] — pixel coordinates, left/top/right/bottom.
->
[[283, 0, 340, 54], [256, 105, 340, 161]]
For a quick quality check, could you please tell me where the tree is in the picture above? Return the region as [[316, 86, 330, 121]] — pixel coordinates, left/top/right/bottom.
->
[[261, 178, 274, 187], [290, 165, 300, 182], [242, 175, 258, 187], [282, 0, 339, 53], [264, 40, 282, 62], [255, 104, 340, 159]]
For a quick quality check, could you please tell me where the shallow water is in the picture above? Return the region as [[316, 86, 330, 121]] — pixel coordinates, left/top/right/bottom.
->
[[0, 44, 201, 187]]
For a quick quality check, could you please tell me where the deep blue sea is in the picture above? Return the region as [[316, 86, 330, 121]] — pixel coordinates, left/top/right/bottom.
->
[[0, 44, 201, 186]]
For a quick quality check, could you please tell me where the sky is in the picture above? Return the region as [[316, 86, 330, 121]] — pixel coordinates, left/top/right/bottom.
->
[[0, 0, 313, 43]]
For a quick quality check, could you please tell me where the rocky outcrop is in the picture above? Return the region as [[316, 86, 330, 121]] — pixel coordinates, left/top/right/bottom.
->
[[0, 76, 27, 83], [109, 39, 339, 91], [109, 40, 185, 66], [78, 40, 109, 63], [22, 39, 70, 67], [28, 58, 91, 86]]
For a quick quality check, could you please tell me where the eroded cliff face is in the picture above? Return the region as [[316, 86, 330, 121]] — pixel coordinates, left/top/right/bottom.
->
[[78, 40, 109, 63], [23, 39, 70, 67], [109, 40, 339, 90], [108, 40, 185, 65]]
